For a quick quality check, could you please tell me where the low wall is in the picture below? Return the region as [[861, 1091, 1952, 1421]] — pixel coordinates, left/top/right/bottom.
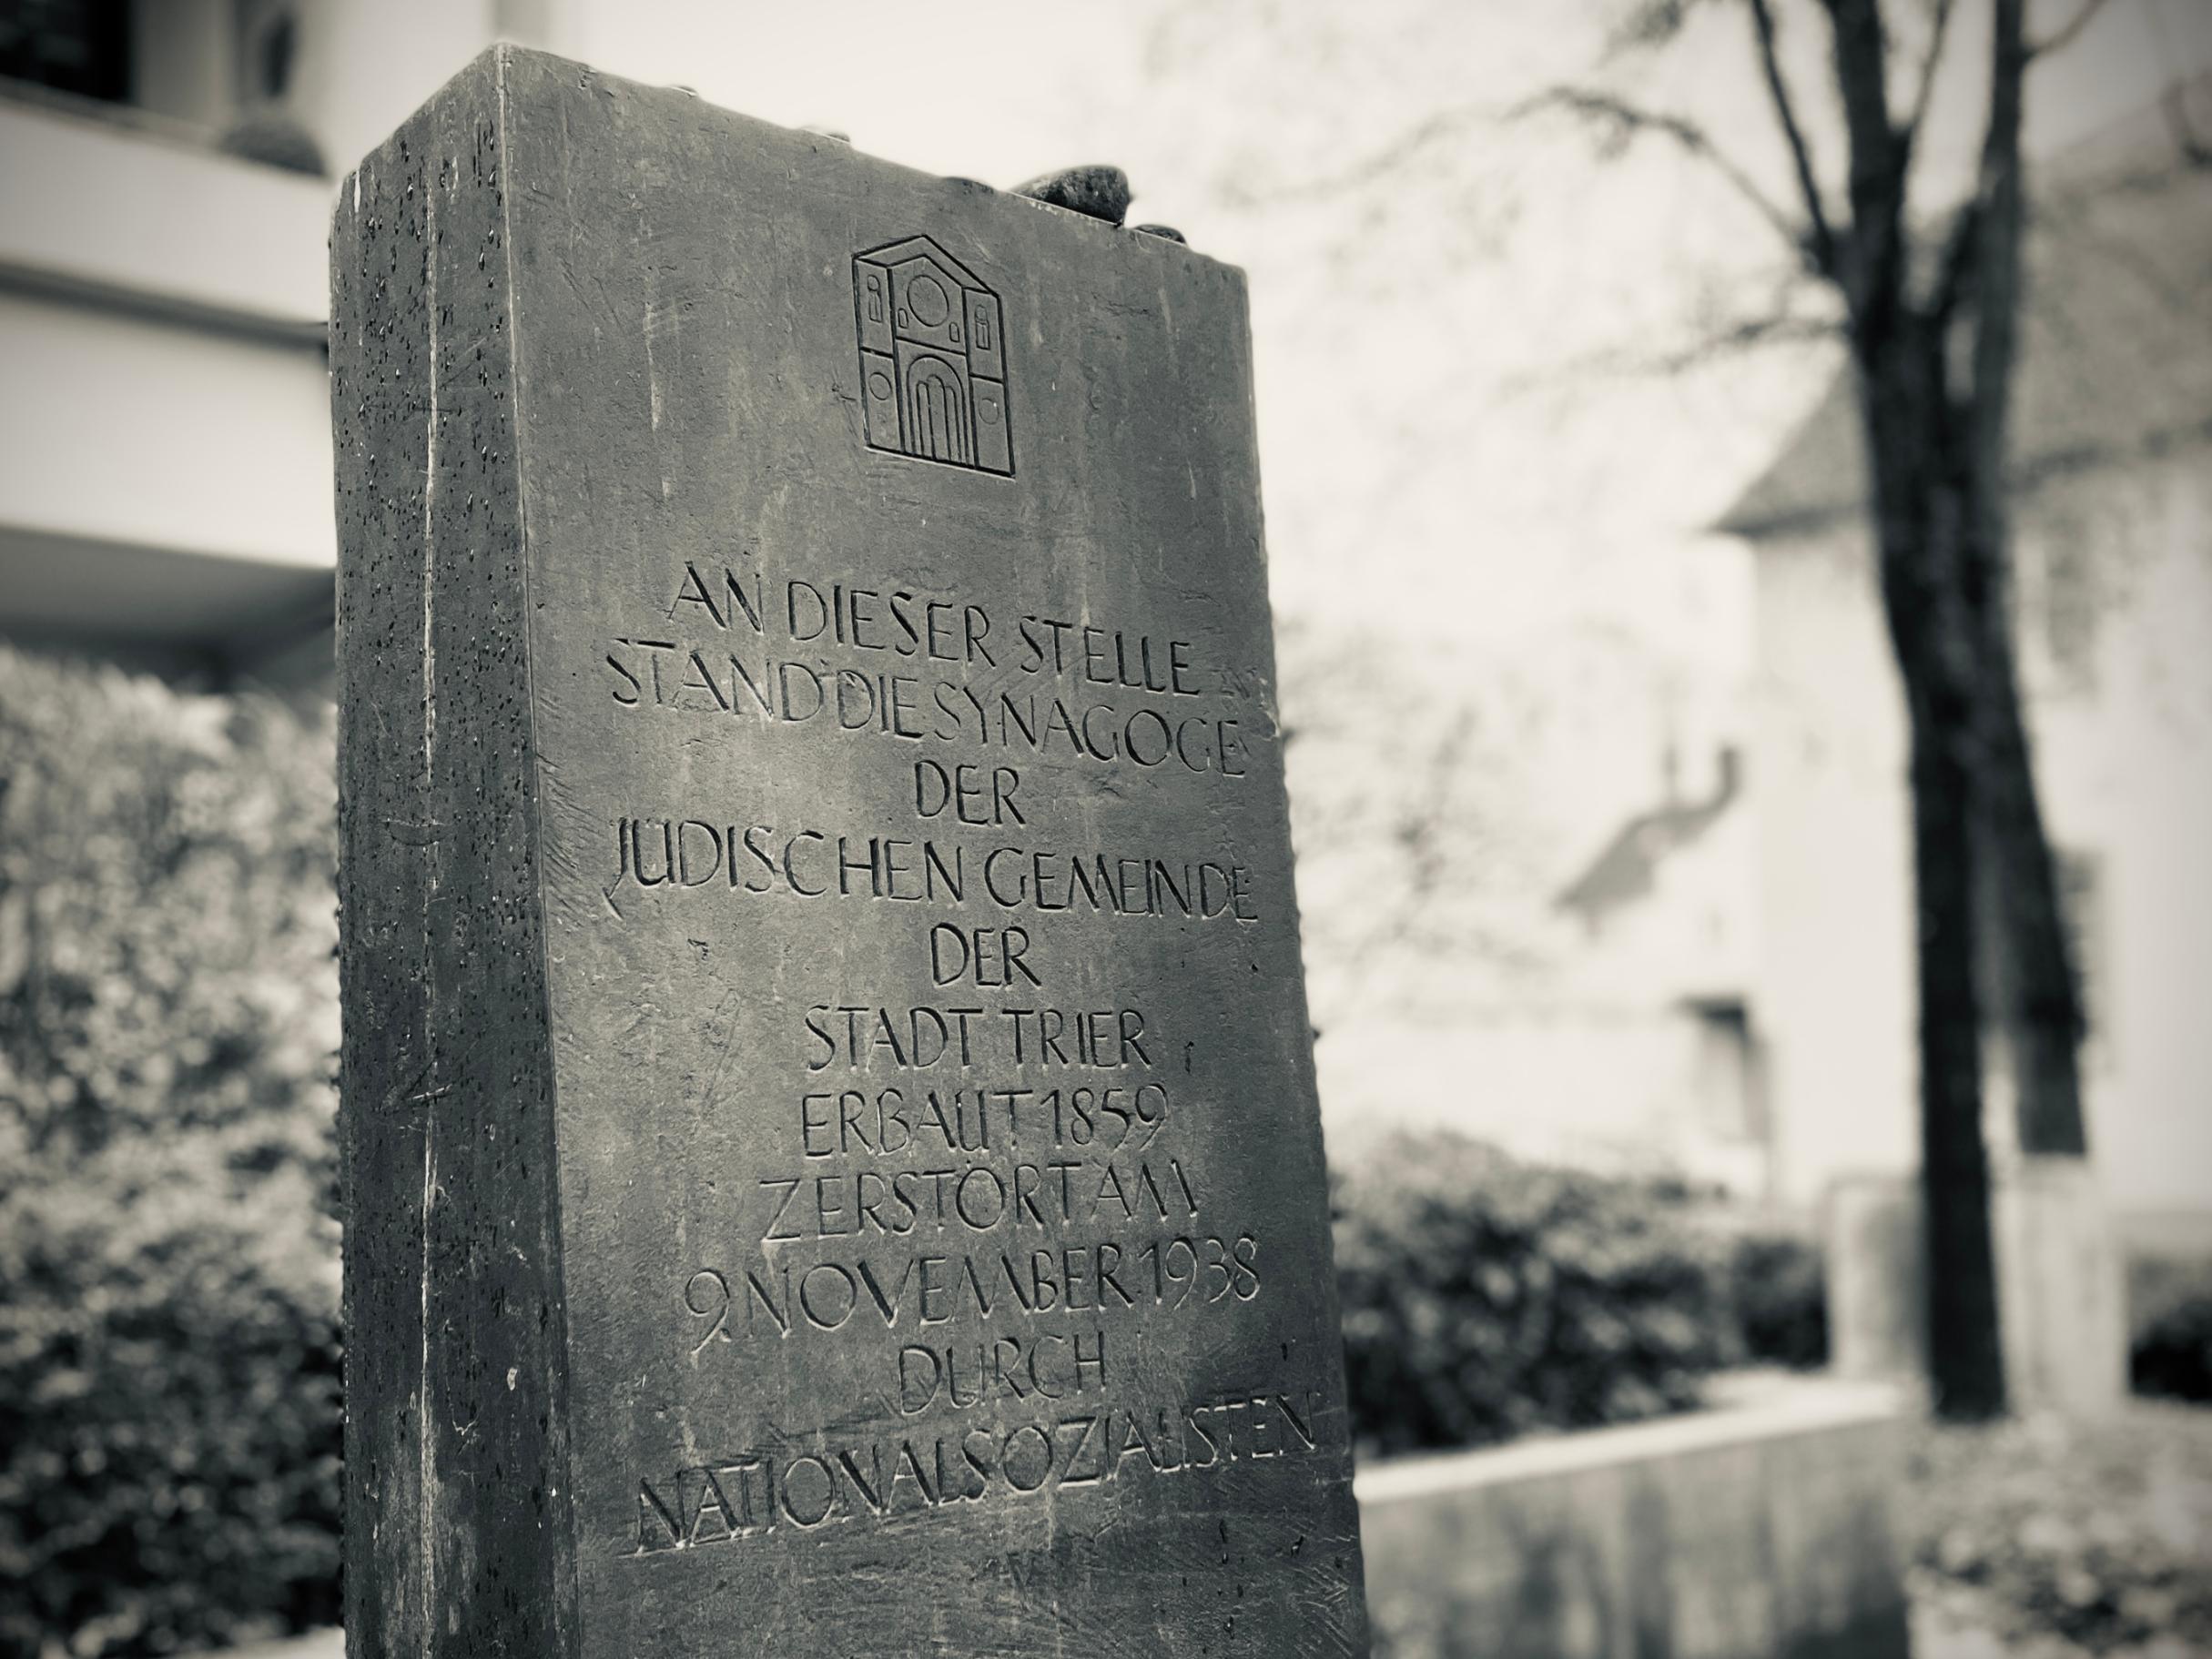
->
[[1355, 1377, 1912, 1659], [215, 1382, 1910, 1659]]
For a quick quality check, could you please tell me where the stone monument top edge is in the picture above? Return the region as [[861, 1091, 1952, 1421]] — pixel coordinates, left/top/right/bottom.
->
[[335, 41, 1250, 284]]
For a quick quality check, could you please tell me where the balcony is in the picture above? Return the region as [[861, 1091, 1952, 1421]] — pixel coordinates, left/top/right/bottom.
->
[[0, 85, 336, 680]]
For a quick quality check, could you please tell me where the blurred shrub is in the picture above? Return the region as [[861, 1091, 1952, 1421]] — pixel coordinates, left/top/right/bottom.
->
[[1906, 1403, 2212, 1654], [0, 647, 340, 1656], [1725, 1228, 1829, 1371], [2131, 1292, 2212, 1404], [1332, 1129, 1732, 1457], [2126, 1249, 2212, 1403], [216, 109, 326, 177]]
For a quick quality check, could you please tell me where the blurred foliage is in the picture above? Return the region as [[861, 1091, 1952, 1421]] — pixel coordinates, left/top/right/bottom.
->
[[2127, 1250, 2212, 1404], [0, 647, 1851, 1644], [1331, 1128, 1743, 1456], [1907, 1403, 2212, 1654], [1725, 1226, 1829, 1371], [0, 647, 341, 1657], [215, 110, 327, 178], [2131, 1292, 2212, 1405]]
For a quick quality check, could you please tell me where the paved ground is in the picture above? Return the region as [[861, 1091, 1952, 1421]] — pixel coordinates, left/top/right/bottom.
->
[[221, 1613, 2209, 1656], [1914, 1610, 2207, 1658]]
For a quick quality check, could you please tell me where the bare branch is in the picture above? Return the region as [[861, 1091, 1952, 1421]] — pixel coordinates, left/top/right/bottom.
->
[[1679, 309, 1842, 362], [1746, 0, 1841, 278], [1497, 265, 1842, 391], [1824, 0, 1909, 327], [1527, 311, 1842, 383], [1929, 197, 1983, 323], [1882, 0, 1957, 281], [1514, 86, 1816, 266], [2164, 82, 2212, 168], [2025, 0, 2115, 62], [1965, 0, 2031, 562], [1294, 102, 1488, 201], [1603, 0, 1718, 59], [1903, 0, 1957, 150]]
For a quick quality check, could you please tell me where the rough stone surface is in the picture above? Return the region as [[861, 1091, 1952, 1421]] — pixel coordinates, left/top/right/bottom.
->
[[1012, 163, 1132, 224], [1133, 223, 1190, 244], [333, 46, 1367, 1659]]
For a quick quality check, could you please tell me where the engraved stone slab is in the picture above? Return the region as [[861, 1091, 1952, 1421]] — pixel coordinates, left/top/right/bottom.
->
[[332, 46, 1367, 1658]]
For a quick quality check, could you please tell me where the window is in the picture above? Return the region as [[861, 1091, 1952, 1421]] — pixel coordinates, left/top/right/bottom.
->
[[0, 0, 130, 103], [2056, 848, 2108, 1064], [1687, 998, 1766, 1144], [236, 1, 295, 104]]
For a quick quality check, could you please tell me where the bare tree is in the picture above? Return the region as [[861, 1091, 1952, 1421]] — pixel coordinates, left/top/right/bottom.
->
[[1276, 618, 1555, 1005], [1522, 0, 2133, 1419], [1137, 0, 2180, 1419]]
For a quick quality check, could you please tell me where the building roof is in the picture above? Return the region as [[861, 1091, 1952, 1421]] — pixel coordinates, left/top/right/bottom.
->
[[1558, 749, 1741, 921], [1717, 79, 2212, 540], [857, 235, 987, 289]]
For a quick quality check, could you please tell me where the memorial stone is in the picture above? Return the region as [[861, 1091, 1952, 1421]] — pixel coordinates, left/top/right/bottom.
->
[[332, 46, 1368, 1657]]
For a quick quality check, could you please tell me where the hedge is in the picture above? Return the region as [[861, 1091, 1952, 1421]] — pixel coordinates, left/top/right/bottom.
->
[[0, 648, 341, 1657], [1724, 1225, 1830, 1371], [0, 648, 1837, 1649], [1332, 1129, 1738, 1456]]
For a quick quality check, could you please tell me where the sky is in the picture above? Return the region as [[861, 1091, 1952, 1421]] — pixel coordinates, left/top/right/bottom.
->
[[546, 0, 2212, 996], [548, 0, 2208, 572]]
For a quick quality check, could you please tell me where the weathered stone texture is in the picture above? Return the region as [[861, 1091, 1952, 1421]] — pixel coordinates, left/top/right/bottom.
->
[[335, 46, 1366, 1658]]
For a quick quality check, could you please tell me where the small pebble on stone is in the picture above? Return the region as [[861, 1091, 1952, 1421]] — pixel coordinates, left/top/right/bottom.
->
[[1013, 165, 1132, 226]]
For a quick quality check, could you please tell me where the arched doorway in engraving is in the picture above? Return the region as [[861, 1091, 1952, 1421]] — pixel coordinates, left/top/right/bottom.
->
[[903, 356, 972, 465]]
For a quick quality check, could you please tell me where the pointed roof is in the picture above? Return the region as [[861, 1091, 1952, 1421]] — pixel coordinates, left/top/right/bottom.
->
[[855, 234, 988, 292], [1717, 77, 2212, 541]]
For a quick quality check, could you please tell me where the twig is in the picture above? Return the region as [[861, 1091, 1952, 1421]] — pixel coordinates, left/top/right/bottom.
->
[[1871, 0, 1958, 300], [2164, 84, 2212, 168], [1497, 307, 1840, 393], [1930, 198, 1983, 323], [1821, 0, 1908, 323], [1296, 102, 1489, 201], [1903, 0, 1957, 150], [1602, 0, 1716, 60], [1515, 86, 1812, 263], [2025, 0, 2115, 62], [1746, 0, 1840, 277]]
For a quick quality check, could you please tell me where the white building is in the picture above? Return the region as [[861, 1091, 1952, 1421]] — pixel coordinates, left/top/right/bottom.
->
[[1310, 735, 1767, 1196], [1720, 93, 2212, 1244], [0, 0, 584, 685]]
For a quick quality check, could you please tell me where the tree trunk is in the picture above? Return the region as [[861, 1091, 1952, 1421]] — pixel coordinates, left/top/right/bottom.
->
[[1907, 688, 2009, 1420], [1974, 615, 2090, 1156], [1961, 0, 2090, 1162], [1856, 320, 2011, 1421]]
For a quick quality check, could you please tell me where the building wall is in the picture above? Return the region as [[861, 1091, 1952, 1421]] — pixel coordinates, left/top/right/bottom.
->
[[285, 0, 508, 177], [1748, 445, 2212, 1216], [1316, 1003, 1769, 1195], [1314, 794, 1766, 1193], [1750, 523, 1918, 1208], [1567, 784, 1755, 1011], [2015, 450, 2212, 1215], [0, 0, 590, 683]]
